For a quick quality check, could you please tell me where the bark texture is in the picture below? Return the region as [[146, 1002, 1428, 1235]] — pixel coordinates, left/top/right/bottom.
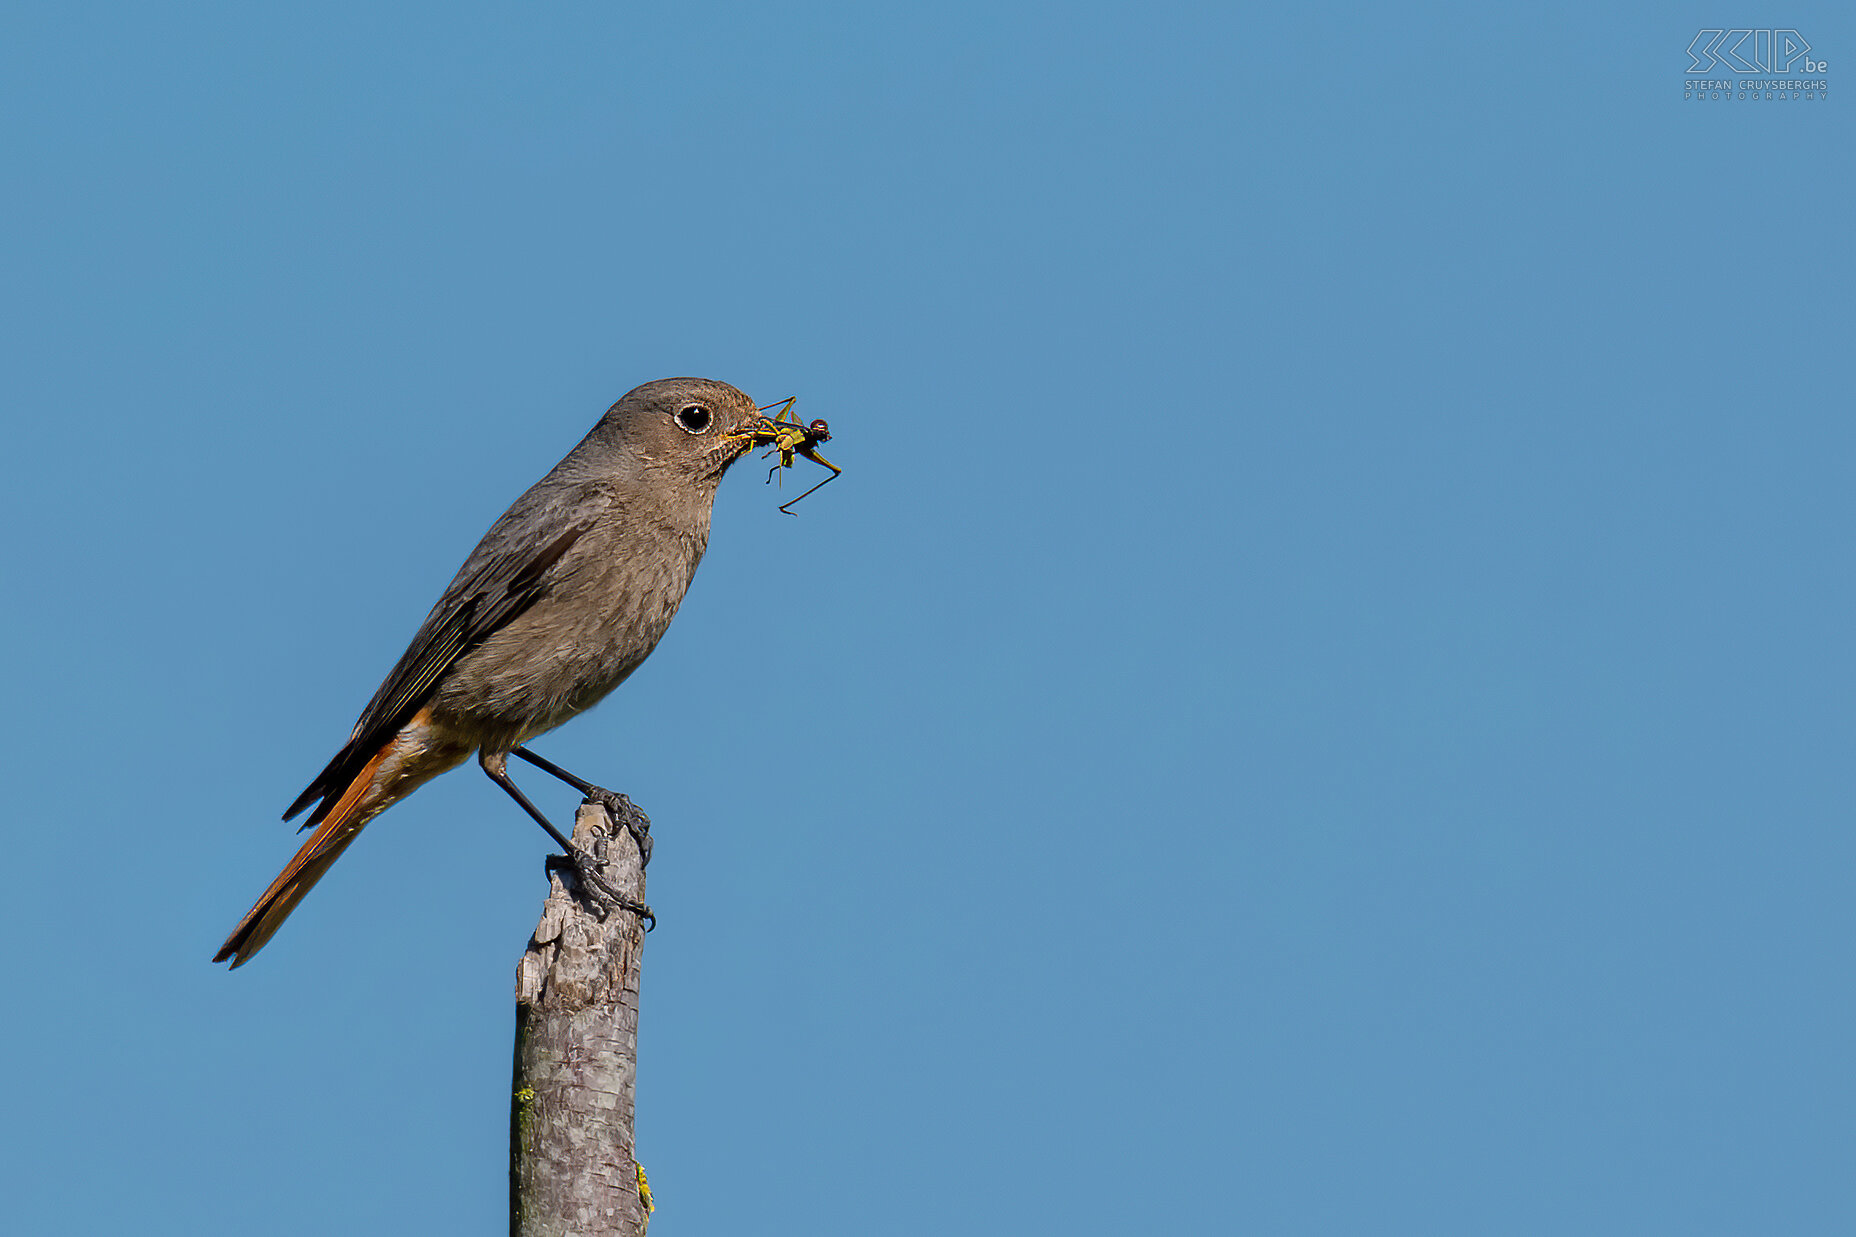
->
[[511, 798, 652, 1237]]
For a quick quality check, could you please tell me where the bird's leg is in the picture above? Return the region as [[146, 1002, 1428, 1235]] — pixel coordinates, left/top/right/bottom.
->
[[511, 744, 653, 867], [480, 750, 654, 929]]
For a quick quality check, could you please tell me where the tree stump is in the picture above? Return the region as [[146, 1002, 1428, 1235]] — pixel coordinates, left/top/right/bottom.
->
[[511, 797, 652, 1237]]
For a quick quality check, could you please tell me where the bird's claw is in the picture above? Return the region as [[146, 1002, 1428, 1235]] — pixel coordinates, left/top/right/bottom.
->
[[582, 787, 653, 868], [546, 848, 656, 931]]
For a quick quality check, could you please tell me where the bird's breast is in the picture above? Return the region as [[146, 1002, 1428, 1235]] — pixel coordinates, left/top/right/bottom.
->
[[431, 521, 708, 747]]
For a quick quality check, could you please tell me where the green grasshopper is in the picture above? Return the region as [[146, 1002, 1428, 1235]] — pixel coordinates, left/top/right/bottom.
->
[[731, 397, 841, 515]]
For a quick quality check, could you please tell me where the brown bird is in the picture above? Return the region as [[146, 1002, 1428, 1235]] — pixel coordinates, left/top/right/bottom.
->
[[216, 377, 766, 967]]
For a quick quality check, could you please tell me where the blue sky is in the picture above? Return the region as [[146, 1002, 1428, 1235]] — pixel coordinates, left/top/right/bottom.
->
[[2, 3, 1852, 1234]]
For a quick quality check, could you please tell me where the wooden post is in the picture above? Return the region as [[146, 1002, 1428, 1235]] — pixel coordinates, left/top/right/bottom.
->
[[511, 798, 653, 1237]]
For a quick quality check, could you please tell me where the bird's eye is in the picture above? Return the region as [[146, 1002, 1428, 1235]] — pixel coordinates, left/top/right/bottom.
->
[[675, 405, 712, 434]]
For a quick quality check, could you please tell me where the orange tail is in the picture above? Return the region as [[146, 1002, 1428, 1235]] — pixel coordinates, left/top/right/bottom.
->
[[215, 709, 468, 967]]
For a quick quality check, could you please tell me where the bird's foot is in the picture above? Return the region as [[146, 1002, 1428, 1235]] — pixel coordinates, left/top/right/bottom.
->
[[581, 787, 653, 868], [546, 846, 655, 931]]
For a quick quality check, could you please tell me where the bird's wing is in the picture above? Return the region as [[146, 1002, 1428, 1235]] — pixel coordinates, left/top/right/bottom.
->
[[284, 482, 605, 827]]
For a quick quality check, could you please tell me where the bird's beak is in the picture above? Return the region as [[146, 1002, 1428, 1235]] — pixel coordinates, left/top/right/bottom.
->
[[724, 396, 785, 452], [711, 406, 768, 475]]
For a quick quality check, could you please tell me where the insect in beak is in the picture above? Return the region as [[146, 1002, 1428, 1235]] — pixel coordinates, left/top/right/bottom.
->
[[729, 397, 842, 514]]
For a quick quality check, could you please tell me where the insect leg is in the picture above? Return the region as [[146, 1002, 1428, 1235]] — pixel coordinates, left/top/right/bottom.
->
[[778, 448, 842, 515]]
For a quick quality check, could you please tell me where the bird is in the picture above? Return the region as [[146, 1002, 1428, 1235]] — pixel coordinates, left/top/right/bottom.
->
[[216, 377, 768, 967]]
